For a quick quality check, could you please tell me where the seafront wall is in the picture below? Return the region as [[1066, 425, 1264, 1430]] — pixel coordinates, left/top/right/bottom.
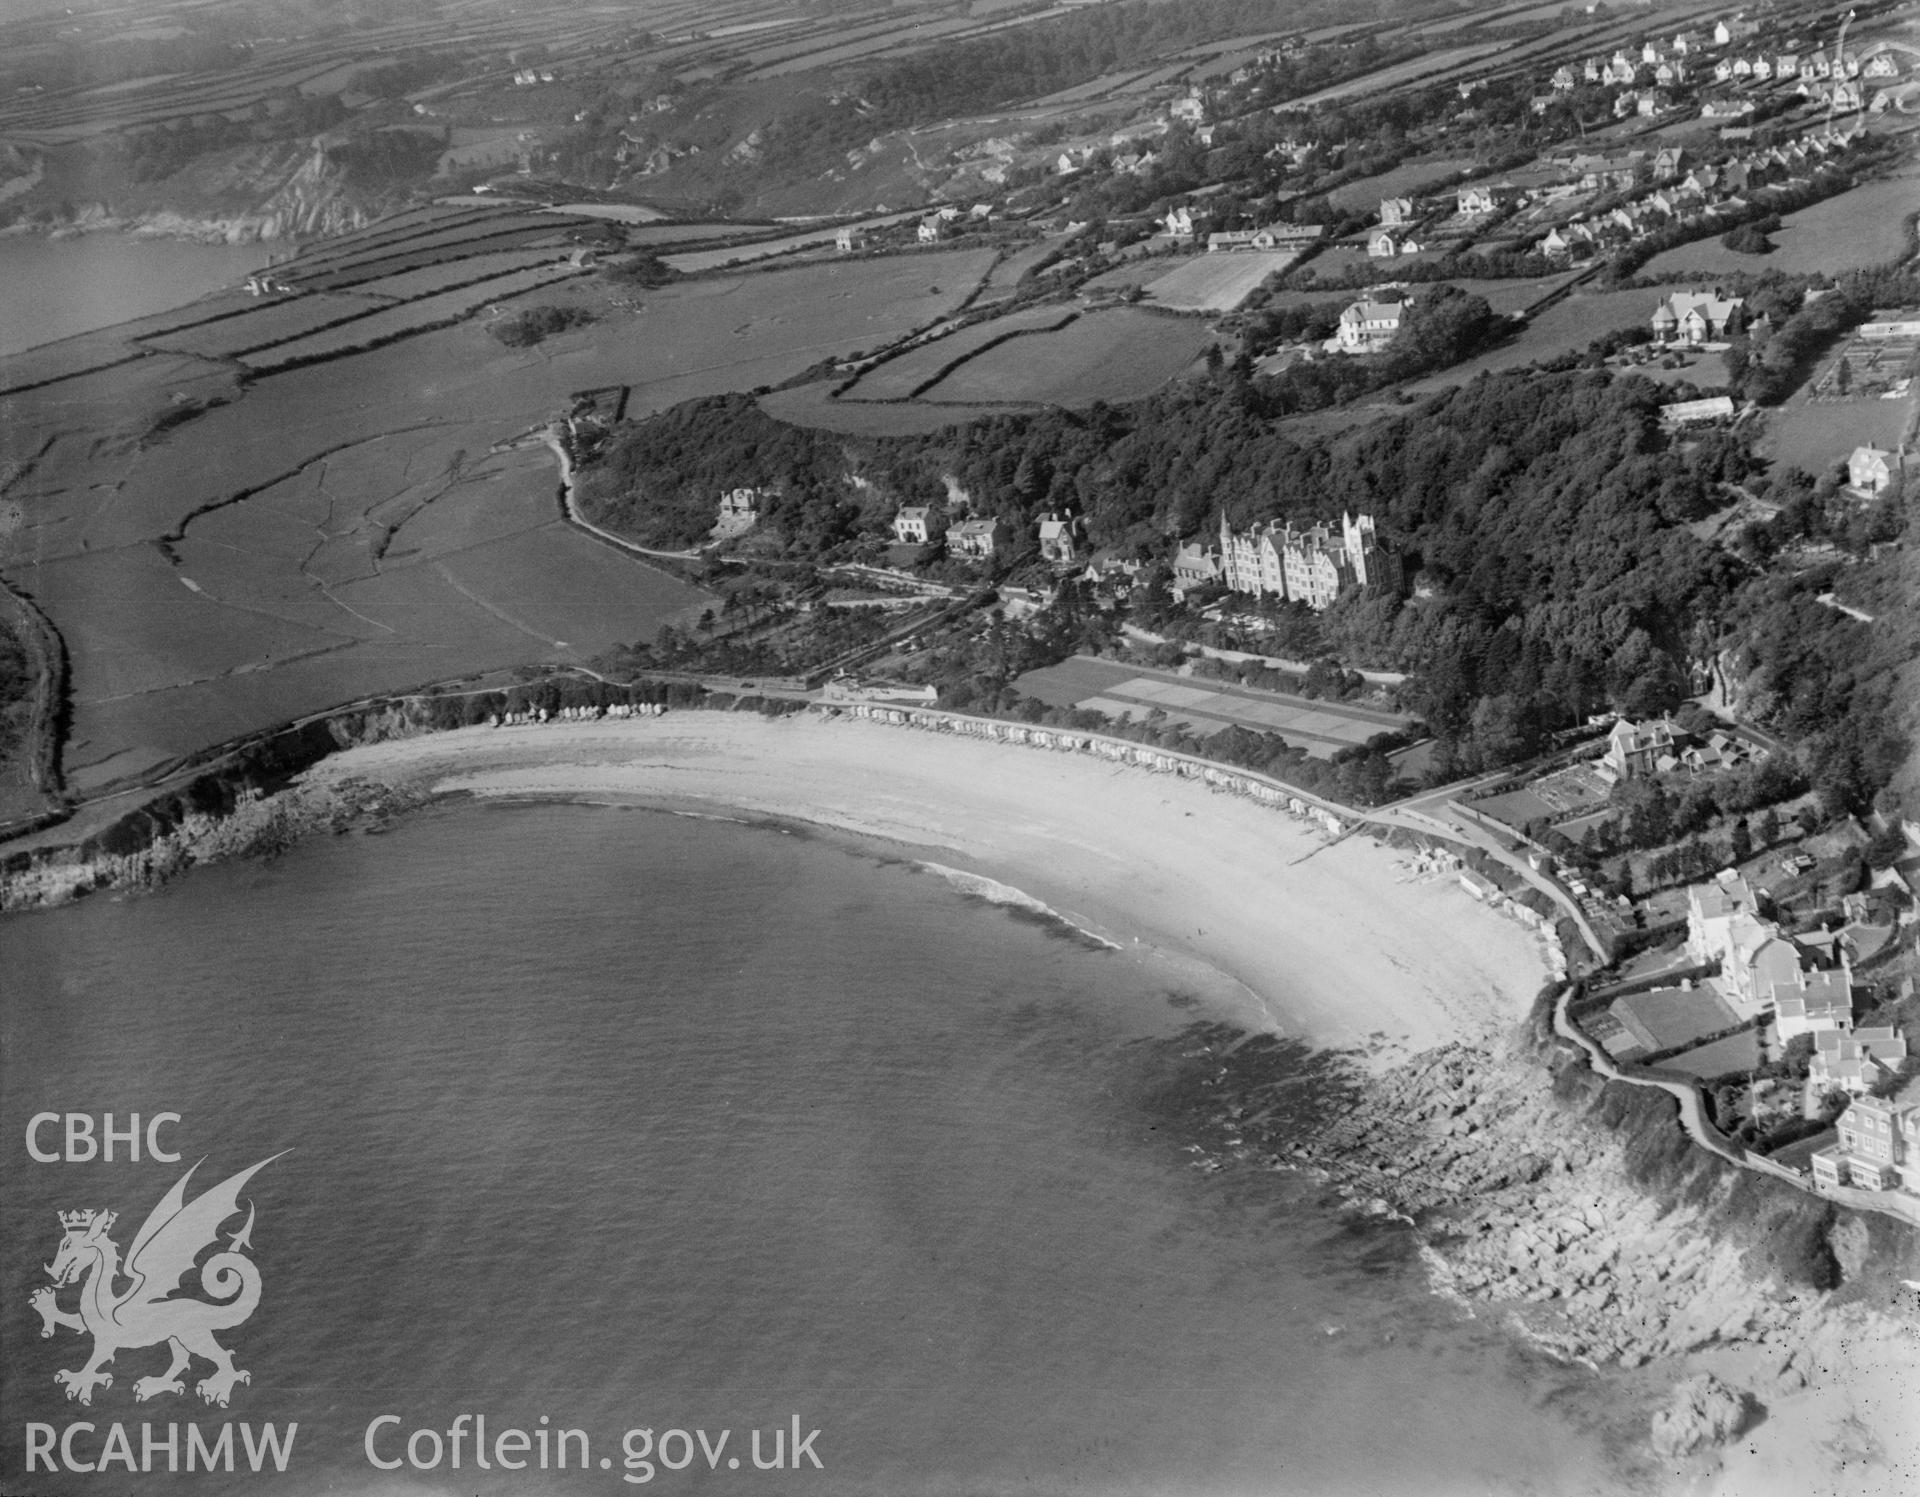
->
[[0, 691, 1446, 910], [0, 686, 1892, 1230]]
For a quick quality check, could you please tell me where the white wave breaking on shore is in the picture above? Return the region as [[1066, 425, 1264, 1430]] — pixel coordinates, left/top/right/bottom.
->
[[916, 861, 1123, 950]]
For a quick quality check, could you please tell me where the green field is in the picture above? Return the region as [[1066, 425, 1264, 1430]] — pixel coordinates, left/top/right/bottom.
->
[[758, 384, 1016, 433], [1143, 251, 1298, 312], [347, 247, 574, 302], [662, 214, 928, 273], [0, 329, 146, 395], [1325, 156, 1479, 213], [1639, 177, 1920, 279], [1406, 287, 1651, 390], [0, 249, 1015, 791], [917, 309, 1211, 405], [139, 293, 385, 360], [839, 307, 1078, 400], [241, 265, 585, 369]]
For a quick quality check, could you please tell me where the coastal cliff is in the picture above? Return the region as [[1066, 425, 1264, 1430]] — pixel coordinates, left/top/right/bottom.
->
[[1167, 1006, 1920, 1483], [6, 705, 1918, 1487], [4, 141, 377, 245]]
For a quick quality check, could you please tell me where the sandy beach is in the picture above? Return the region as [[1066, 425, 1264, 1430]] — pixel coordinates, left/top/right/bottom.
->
[[301, 713, 1553, 1068]]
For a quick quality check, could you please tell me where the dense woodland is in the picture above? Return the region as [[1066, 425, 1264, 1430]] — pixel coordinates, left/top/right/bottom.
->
[[579, 364, 1908, 814]]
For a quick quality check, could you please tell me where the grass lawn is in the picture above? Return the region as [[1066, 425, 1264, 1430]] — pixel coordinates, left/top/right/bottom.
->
[[1760, 389, 1917, 476], [1652, 1030, 1765, 1081]]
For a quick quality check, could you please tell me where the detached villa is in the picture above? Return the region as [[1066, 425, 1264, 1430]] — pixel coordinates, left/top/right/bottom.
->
[[1036, 512, 1085, 566], [1336, 298, 1406, 353], [1651, 289, 1744, 344], [892, 505, 933, 545], [1849, 446, 1900, 496], [946, 517, 1004, 560], [1684, 874, 1857, 1032], [1598, 717, 1679, 783]]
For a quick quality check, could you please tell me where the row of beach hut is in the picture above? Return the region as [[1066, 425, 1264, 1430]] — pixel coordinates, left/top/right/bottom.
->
[[490, 702, 668, 727], [835, 703, 1349, 837]]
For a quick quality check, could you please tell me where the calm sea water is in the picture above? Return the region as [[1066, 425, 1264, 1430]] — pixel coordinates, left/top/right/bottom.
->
[[2, 804, 1633, 1495], [0, 234, 273, 356]]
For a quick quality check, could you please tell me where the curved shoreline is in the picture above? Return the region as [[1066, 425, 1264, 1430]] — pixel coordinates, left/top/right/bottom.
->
[[284, 714, 1554, 1070], [9, 708, 1920, 1488]]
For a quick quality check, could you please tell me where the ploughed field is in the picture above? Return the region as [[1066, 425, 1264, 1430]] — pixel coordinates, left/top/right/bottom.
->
[[0, 246, 999, 795], [1138, 252, 1298, 312]]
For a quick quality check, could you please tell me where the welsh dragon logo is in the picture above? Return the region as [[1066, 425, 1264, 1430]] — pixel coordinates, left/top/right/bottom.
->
[[29, 1155, 282, 1408]]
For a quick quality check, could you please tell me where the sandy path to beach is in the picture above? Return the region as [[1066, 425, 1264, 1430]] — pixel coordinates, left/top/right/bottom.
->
[[306, 714, 1551, 1067]]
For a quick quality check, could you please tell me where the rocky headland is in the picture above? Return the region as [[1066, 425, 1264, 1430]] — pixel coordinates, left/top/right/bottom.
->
[[1163, 1008, 1920, 1490], [6, 706, 1920, 1491]]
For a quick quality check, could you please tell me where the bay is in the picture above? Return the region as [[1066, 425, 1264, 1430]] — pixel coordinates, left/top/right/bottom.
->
[[1, 802, 1631, 1495]]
